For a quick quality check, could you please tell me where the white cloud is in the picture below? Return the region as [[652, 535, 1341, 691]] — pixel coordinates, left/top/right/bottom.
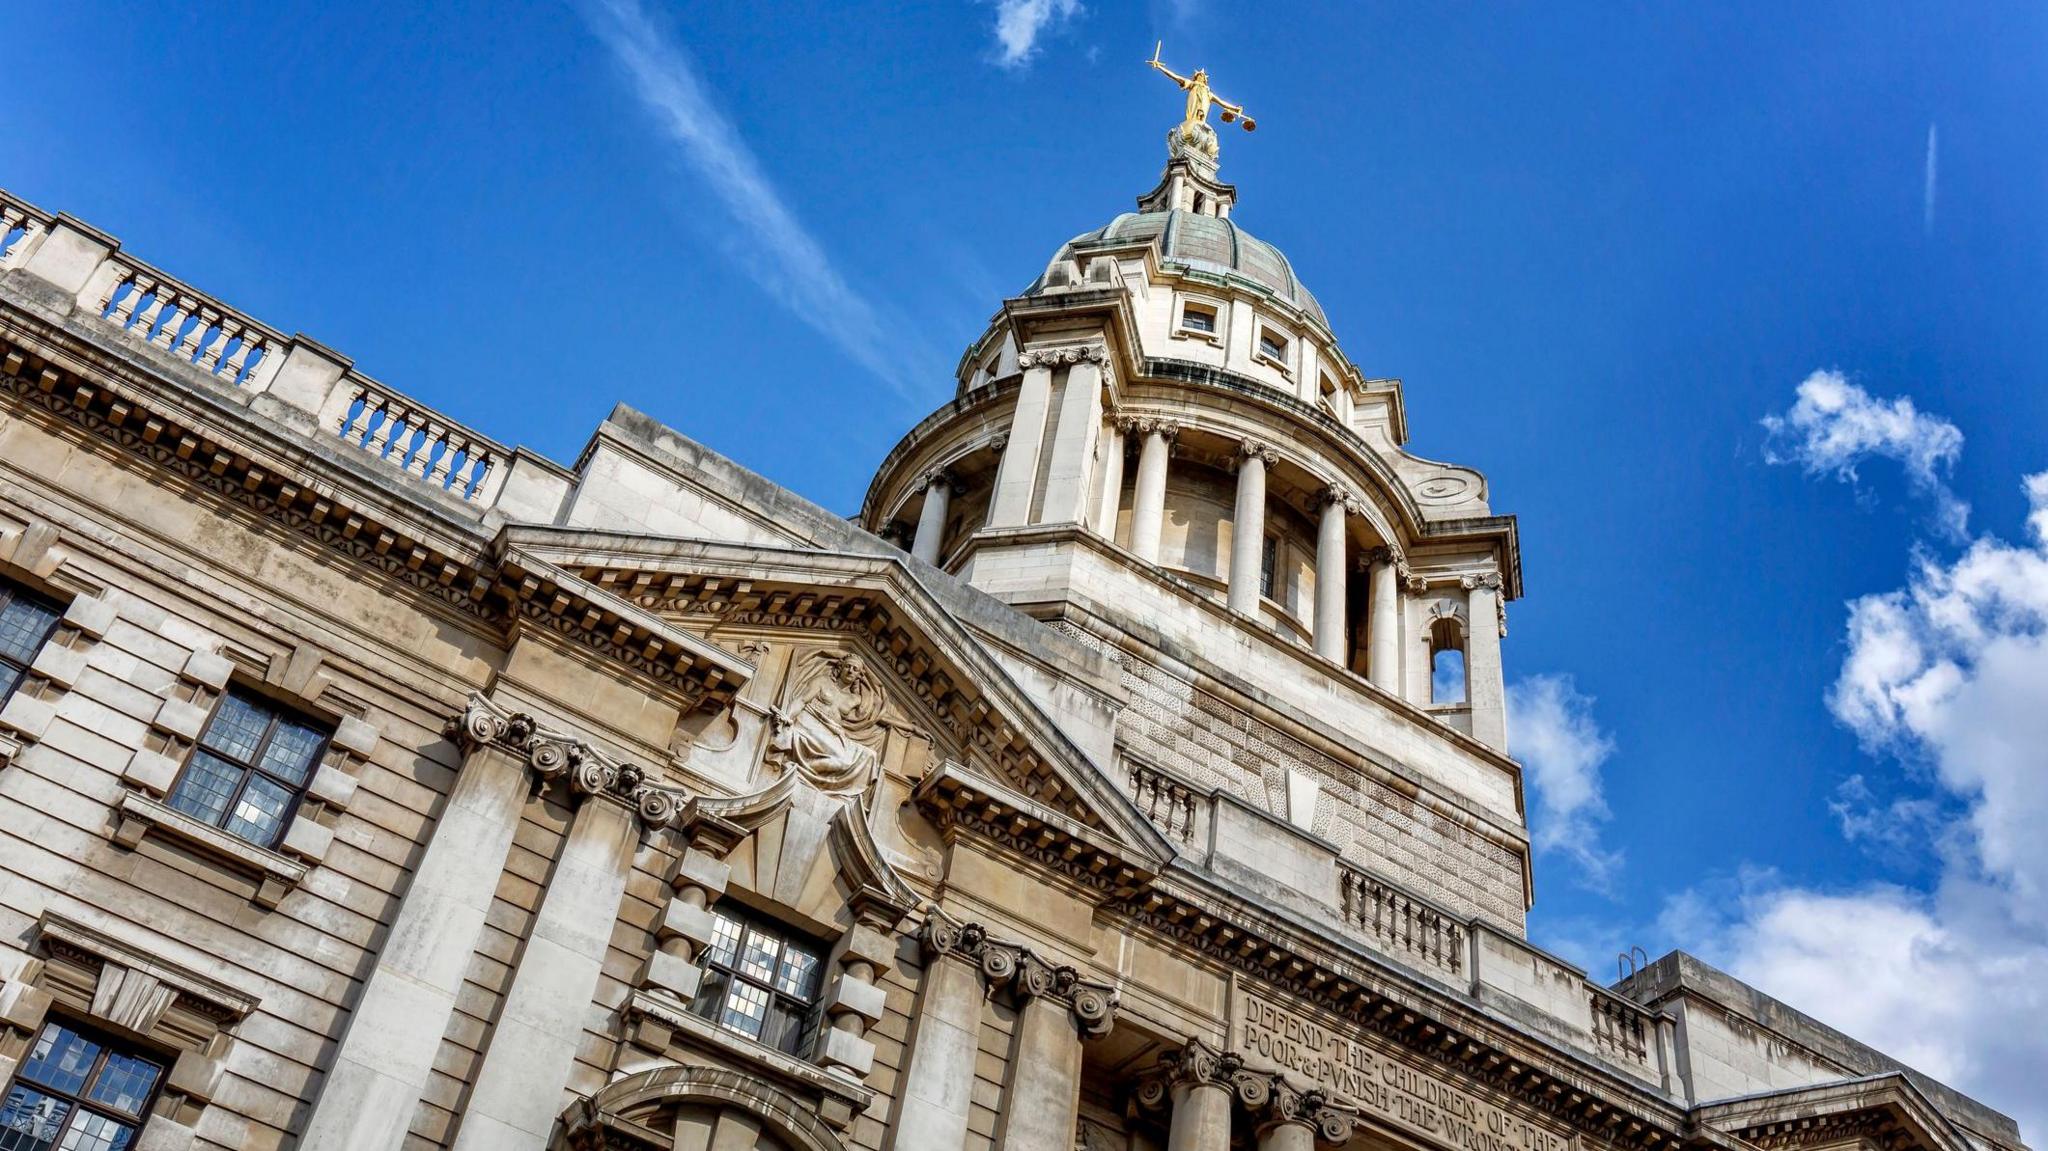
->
[[1669, 383, 2048, 1141], [578, 0, 928, 399], [991, 0, 1082, 69], [1508, 674, 1623, 891], [1761, 369, 1969, 537]]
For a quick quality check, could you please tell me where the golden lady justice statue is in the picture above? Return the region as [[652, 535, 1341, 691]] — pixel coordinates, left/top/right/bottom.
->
[[1148, 42, 1255, 161]]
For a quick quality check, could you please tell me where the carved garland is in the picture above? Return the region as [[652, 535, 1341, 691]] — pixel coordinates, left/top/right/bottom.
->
[[920, 915, 1117, 1039], [452, 694, 687, 829]]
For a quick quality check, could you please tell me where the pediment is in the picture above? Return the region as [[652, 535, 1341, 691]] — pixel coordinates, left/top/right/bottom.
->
[[495, 527, 1174, 884], [1696, 1074, 1978, 1151]]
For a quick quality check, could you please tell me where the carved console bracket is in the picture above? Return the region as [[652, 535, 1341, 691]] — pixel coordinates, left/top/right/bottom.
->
[[921, 912, 1118, 1039]]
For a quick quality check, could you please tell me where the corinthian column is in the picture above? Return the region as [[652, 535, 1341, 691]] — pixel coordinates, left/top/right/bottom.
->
[[910, 470, 955, 565], [992, 957, 1117, 1151], [1229, 442, 1276, 617], [298, 700, 534, 1151], [1312, 488, 1353, 662], [1152, 1041, 1235, 1151], [1128, 421, 1177, 562], [990, 354, 1057, 526], [1366, 547, 1401, 692], [888, 920, 994, 1151]]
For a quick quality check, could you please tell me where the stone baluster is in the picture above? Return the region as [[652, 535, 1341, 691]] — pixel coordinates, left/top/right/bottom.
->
[[1463, 573, 1507, 748], [1128, 420, 1178, 562], [148, 290, 189, 350], [638, 847, 729, 1005], [1229, 441, 1276, 617], [1365, 547, 1401, 693], [1313, 488, 1355, 662], [910, 470, 957, 565]]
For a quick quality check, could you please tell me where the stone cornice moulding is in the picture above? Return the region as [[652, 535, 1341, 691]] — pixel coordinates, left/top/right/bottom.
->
[[912, 758, 1157, 900], [0, 316, 750, 713], [918, 911, 1118, 1040]]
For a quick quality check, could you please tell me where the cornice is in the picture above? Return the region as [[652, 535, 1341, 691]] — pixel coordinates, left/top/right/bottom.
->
[[0, 307, 749, 712]]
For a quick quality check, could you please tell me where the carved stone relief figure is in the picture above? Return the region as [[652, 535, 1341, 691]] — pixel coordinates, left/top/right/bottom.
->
[[766, 652, 886, 795]]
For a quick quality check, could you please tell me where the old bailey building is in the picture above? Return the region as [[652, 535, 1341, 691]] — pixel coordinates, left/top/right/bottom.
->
[[0, 55, 2026, 1151]]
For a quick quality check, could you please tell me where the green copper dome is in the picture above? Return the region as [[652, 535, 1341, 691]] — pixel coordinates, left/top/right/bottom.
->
[[1035, 209, 1327, 328]]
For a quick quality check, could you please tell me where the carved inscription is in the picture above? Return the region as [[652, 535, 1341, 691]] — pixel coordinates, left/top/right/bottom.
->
[[1235, 989, 1578, 1151]]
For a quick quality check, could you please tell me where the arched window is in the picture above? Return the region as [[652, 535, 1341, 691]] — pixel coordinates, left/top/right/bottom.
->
[[1428, 616, 1467, 704]]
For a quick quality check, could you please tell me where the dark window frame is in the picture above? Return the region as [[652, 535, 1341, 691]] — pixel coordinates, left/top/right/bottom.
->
[[0, 580, 63, 710], [0, 1016, 166, 1150], [1180, 302, 1218, 334], [685, 903, 827, 1058], [1257, 325, 1290, 363], [1260, 534, 1279, 600], [166, 686, 330, 850]]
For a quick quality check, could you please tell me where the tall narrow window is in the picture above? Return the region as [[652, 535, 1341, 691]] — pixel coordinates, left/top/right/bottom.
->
[[1429, 617, 1467, 704], [0, 581, 62, 708], [167, 688, 329, 849], [0, 1019, 163, 1150], [1260, 535, 1278, 600], [686, 905, 826, 1057]]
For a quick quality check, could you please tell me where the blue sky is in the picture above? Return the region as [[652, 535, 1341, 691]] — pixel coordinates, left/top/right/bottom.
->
[[9, 1, 2047, 1137]]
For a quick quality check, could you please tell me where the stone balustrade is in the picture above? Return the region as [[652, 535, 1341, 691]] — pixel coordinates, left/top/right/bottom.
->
[[322, 373, 507, 504], [1338, 862, 1466, 980], [1128, 760, 1200, 845], [1589, 984, 1654, 1066], [0, 188, 507, 508]]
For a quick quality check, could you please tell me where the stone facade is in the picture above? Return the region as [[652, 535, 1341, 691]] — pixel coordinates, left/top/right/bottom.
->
[[0, 122, 2024, 1151]]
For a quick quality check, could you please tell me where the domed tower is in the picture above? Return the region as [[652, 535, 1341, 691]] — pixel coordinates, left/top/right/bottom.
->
[[863, 77, 1521, 786]]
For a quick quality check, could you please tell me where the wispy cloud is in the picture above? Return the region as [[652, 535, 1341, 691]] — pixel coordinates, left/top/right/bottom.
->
[[1924, 122, 1939, 236], [1761, 369, 1969, 538], [578, 0, 928, 400], [1507, 674, 1623, 892], [991, 0, 1082, 69]]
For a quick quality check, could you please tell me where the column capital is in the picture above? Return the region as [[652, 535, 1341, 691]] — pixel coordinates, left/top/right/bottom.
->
[[1316, 485, 1361, 514], [1239, 1072, 1353, 1144], [1459, 571, 1504, 592], [919, 914, 1118, 1038], [1129, 417, 1180, 440], [1237, 439, 1279, 467], [1359, 544, 1401, 571], [1017, 344, 1108, 369], [917, 468, 963, 496], [451, 694, 687, 829]]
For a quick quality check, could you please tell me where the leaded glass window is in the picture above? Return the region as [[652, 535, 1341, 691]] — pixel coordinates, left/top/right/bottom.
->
[[0, 1020, 162, 1151], [685, 906, 826, 1057], [0, 582, 61, 709], [166, 687, 328, 849]]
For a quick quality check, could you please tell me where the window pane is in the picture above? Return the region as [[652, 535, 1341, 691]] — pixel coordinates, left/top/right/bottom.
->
[[258, 721, 323, 785], [225, 775, 292, 845], [0, 596, 59, 664], [21, 1025, 99, 1095], [686, 968, 731, 1026], [704, 914, 742, 968], [762, 1000, 811, 1056], [719, 980, 769, 1039], [56, 1110, 135, 1151], [774, 945, 820, 1000], [1182, 308, 1214, 333], [167, 752, 242, 828], [0, 1083, 74, 1148], [199, 693, 269, 763], [83, 1051, 160, 1119], [737, 928, 781, 983], [0, 665, 20, 704]]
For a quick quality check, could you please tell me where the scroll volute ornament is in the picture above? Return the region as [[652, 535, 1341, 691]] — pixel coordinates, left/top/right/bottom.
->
[[449, 694, 686, 828]]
